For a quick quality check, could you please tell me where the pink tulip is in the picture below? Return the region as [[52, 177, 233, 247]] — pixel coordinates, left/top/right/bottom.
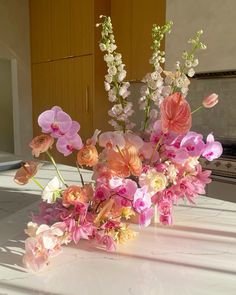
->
[[202, 93, 219, 108]]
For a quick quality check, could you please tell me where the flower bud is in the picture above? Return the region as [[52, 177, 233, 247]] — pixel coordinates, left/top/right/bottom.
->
[[202, 93, 219, 108]]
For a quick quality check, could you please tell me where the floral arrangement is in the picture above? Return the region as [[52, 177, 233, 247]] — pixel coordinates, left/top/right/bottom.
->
[[15, 16, 223, 271]]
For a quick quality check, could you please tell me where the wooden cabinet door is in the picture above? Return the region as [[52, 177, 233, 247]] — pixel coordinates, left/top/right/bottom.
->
[[30, 0, 52, 63], [70, 0, 93, 56], [51, 0, 70, 60], [32, 62, 52, 136], [111, 0, 166, 80], [70, 55, 93, 140]]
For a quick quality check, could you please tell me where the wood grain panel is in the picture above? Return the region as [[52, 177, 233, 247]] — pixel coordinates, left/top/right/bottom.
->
[[111, 0, 132, 80], [132, 0, 166, 80], [30, 0, 52, 63], [32, 62, 52, 136], [70, 0, 93, 56], [51, 0, 70, 59]]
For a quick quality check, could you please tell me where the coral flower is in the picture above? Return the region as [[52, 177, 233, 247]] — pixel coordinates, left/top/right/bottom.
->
[[77, 145, 99, 167], [107, 145, 142, 177], [62, 185, 88, 207], [14, 161, 41, 185], [160, 92, 192, 134], [29, 134, 54, 157], [202, 93, 219, 108]]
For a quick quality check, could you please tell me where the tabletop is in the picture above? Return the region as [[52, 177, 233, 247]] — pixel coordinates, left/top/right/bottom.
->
[[0, 163, 236, 295]]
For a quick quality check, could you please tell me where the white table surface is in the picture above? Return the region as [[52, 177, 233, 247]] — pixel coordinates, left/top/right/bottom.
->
[[0, 163, 236, 295]]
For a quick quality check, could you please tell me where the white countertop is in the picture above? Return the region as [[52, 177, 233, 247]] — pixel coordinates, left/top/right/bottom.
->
[[0, 163, 236, 295]]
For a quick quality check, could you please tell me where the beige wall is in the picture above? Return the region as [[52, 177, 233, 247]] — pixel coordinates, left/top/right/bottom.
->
[[0, 59, 14, 153], [165, 0, 236, 72], [0, 0, 32, 157]]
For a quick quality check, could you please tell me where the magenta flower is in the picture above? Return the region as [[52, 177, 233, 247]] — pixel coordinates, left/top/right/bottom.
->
[[133, 187, 151, 213], [95, 184, 110, 201], [38, 106, 72, 138], [202, 134, 223, 161], [139, 207, 154, 227], [180, 132, 205, 157]]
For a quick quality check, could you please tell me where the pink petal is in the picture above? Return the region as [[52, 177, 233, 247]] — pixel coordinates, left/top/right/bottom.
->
[[38, 110, 55, 133]]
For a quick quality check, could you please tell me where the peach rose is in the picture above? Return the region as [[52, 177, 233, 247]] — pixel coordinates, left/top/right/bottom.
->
[[62, 185, 88, 207], [29, 134, 54, 157], [14, 161, 41, 185], [77, 145, 98, 167]]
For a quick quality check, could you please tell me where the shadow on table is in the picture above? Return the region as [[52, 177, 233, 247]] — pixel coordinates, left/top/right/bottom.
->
[[68, 239, 236, 276], [0, 281, 62, 295], [0, 239, 27, 273]]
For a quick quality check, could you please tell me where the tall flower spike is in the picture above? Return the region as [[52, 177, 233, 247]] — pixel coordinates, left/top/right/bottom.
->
[[140, 21, 173, 131], [98, 16, 135, 132]]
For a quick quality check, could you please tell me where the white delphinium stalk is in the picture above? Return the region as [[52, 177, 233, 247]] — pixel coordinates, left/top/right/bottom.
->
[[97, 16, 135, 132], [168, 30, 207, 96], [140, 21, 173, 131]]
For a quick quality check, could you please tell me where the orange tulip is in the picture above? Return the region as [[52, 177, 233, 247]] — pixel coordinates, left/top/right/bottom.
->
[[160, 92, 192, 134]]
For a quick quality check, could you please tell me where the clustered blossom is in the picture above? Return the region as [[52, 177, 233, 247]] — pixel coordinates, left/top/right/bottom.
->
[[16, 16, 223, 272], [97, 16, 135, 131]]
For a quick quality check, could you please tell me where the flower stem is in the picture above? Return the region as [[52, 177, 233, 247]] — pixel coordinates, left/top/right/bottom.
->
[[149, 135, 163, 164], [46, 151, 67, 187], [31, 176, 44, 190], [76, 163, 85, 186], [191, 105, 203, 114]]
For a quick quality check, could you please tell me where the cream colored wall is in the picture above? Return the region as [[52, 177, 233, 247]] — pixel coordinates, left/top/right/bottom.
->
[[0, 0, 32, 157], [0, 59, 13, 153], [165, 0, 236, 72]]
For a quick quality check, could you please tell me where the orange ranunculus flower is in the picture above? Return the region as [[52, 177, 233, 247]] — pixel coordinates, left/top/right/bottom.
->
[[62, 185, 88, 207], [29, 134, 54, 157], [160, 92, 192, 134], [107, 145, 142, 178], [14, 161, 41, 185], [77, 145, 98, 167]]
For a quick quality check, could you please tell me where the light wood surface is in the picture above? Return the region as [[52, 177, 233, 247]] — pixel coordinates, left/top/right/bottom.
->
[[111, 0, 166, 80]]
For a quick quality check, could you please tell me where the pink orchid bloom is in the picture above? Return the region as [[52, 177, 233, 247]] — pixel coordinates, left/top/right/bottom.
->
[[180, 132, 205, 157], [99, 131, 126, 149], [139, 207, 154, 227], [38, 106, 72, 138], [99, 235, 116, 251], [56, 131, 83, 156], [124, 133, 144, 150], [23, 237, 48, 272], [133, 187, 152, 213], [202, 134, 223, 161]]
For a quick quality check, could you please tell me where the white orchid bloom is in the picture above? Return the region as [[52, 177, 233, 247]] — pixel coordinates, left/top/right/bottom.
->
[[42, 176, 62, 204]]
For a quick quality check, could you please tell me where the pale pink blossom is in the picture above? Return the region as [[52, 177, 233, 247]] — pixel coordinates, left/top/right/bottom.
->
[[202, 93, 219, 108], [202, 134, 223, 161]]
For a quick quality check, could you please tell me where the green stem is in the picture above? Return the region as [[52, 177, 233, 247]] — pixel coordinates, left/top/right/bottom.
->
[[31, 176, 44, 190], [191, 105, 203, 114], [46, 151, 67, 187], [76, 163, 85, 187]]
